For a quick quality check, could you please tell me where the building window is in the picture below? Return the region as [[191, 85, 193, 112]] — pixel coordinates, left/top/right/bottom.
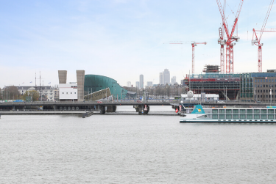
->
[[261, 95, 262, 98], [66, 92, 68, 94], [269, 79, 271, 82], [75, 92, 76, 94], [62, 92, 64, 94], [70, 92, 72, 94], [266, 85, 268, 87]]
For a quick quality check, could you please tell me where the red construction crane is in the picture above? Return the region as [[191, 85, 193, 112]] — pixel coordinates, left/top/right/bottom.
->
[[252, 0, 275, 72], [218, 0, 226, 74], [166, 41, 207, 74], [218, 27, 226, 73], [216, 0, 244, 74]]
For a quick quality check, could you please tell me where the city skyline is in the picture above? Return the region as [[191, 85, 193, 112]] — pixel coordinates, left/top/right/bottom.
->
[[0, 0, 276, 88]]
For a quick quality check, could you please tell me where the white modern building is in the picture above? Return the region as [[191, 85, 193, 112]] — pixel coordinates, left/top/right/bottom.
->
[[59, 82, 78, 101], [58, 70, 85, 101], [16, 85, 57, 101]]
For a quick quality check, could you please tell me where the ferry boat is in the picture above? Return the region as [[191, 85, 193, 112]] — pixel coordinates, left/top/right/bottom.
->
[[180, 105, 276, 123]]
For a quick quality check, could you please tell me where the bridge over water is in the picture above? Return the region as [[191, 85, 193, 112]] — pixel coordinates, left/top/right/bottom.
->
[[0, 100, 275, 115]]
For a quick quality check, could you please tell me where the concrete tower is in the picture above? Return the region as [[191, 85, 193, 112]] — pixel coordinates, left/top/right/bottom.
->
[[58, 70, 67, 84], [76, 70, 85, 101]]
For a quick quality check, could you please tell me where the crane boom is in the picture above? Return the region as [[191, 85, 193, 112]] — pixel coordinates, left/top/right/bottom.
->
[[228, 0, 244, 43], [259, 0, 275, 42], [216, 0, 244, 74], [252, 0, 275, 72], [166, 41, 207, 74]]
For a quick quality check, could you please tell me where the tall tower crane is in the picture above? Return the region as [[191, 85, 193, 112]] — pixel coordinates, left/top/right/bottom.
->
[[216, 0, 244, 74], [218, 0, 226, 74], [191, 42, 207, 74], [166, 41, 207, 74], [252, 0, 275, 72]]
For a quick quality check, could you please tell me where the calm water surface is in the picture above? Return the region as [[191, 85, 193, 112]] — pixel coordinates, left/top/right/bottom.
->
[[1, 106, 276, 183]]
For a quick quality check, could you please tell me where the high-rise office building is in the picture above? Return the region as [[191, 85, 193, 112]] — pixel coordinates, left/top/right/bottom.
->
[[147, 81, 153, 87], [136, 81, 140, 89], [139, 75, 144, 89], [171, 76, 176, 84], [159, 72, 164, 84], [163, 69, 170, 85], [127, 81, 131, 87]]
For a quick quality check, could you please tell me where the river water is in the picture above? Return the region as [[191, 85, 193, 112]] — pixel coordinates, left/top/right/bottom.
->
[[1, 106, 276, 184]]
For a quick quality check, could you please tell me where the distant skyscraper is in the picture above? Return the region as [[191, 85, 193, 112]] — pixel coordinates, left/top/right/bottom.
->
[[159, 72, 164, 84], [127, 81, 131, 87], [139, 75, 144, 89], [163, 69, 170, 85], [136, 81, 140, 89], [171, 76, 176, 84], [147, 81, 153, 87]]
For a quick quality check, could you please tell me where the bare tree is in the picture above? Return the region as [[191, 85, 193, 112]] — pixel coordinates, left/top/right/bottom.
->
[[3, 86, 21, 100]]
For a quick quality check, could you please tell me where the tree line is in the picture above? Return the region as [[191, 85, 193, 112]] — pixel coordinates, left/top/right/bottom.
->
[[0, 86, 39, 101]]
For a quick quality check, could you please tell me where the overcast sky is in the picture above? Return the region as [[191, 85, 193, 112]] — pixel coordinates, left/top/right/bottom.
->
[[0, 0, 276, 88]]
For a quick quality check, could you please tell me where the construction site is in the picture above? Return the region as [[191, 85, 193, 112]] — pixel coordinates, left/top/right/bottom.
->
[[182, 0, 276, 101]]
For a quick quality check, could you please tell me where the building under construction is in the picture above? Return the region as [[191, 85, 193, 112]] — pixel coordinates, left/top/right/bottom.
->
[[184, 65, 240, 100], [203, 65, 220, 73]]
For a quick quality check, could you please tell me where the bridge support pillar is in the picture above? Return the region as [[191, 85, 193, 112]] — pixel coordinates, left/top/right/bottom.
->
[[100, 106, 106, 114], [107, 105, 116, 112], [133, 105, 150, 115]]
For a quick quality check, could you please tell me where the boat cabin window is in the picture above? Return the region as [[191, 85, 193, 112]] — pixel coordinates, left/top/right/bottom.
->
[[212, 109, 218, 113], [261, 114, 267, 119], [268, 109, 274, 114], [254, 109, 260, 114], [247, 109, 253, 114], [233, 109, 239, 114], [268, 114, 274, 119], [240, 109, 246, 113], [226, 109, 232, 114], [219, 109, 225, 114], [261, 109, 267, 114], [240, 114, 246, 119]]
